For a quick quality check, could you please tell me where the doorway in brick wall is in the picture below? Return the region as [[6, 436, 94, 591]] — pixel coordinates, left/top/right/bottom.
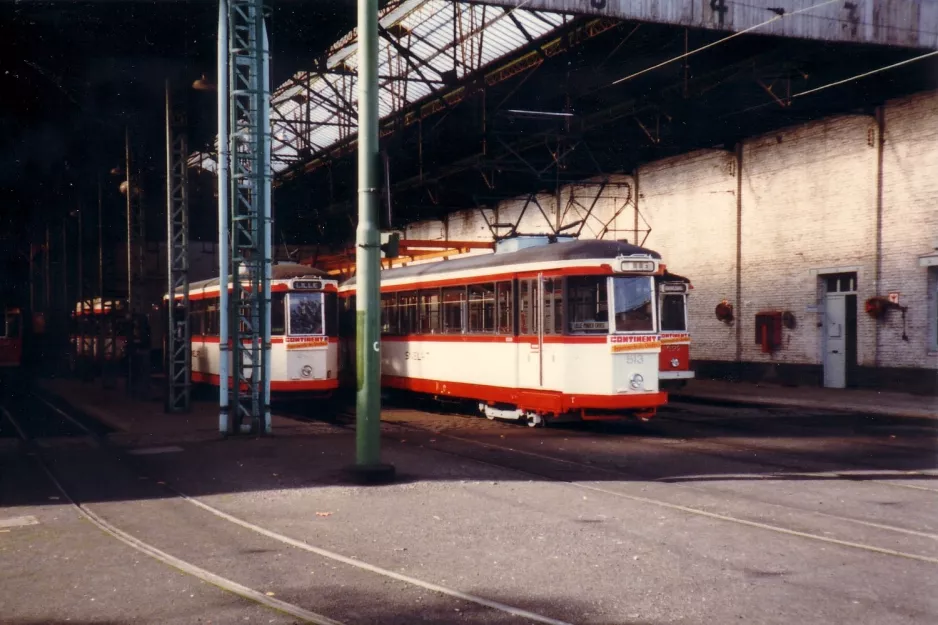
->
[[821, 272, 858, 388]]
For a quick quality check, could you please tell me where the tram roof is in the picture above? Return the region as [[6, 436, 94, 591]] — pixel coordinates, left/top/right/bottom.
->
[[182, 263, 331, 295], [342, 239, 660, 287]]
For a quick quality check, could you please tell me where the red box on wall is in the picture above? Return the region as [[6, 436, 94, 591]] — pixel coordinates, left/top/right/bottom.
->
[[754, 312, 783, 353]]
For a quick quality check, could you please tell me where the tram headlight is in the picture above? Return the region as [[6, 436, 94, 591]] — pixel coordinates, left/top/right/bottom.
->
[[629, 373, 644, 390], [670, 358, 680, 368]]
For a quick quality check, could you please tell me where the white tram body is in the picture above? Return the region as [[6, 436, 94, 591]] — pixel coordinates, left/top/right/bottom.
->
[[169, 264, 340, 394], [339, 238, 670, 423]]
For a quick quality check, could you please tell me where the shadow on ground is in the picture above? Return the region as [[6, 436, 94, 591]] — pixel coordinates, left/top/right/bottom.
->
[[1, 374, 935, 508], [3, 590, 655, 625]]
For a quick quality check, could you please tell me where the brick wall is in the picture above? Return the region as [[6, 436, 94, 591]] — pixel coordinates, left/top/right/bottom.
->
[[392, 91, 938, 379], [497, 191, 560, 234], [638, 150, 738, 361], [740, 115, 881, 366], [878, 91, 938, 369]]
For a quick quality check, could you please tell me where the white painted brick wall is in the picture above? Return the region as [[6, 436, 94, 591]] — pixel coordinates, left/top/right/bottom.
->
[[638, 150, 738, 361], [740, 115, 880, 366], [404, 218, 445, 240], [496, 191, 559, 234], [447, 208, 496, 241], [560, 175, 636, 240], [878, 91, 938, 369], [392, 91, 938, 376]]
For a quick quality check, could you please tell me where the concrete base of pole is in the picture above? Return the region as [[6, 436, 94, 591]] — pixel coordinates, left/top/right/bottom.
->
[[344, 463, 396, 485]]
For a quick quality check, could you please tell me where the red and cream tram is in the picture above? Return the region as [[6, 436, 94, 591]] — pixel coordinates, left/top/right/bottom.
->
[[657, 274, 695, 390], [70, 298, 129, 364], [170, 263, 340, 395], [339, 238, 672, 425]]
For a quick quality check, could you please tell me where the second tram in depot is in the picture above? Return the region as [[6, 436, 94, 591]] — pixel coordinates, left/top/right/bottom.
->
[[338, 237, 680, 425], [656, 274, 694, 390], [70, 298, 130, 367], [168, 263, 340, 395]]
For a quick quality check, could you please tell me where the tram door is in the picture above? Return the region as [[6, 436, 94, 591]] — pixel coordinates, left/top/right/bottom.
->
[[518, 278, 542, 389]]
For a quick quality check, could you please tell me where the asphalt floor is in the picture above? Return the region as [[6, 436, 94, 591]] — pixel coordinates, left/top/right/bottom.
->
[[1, 380, 936, 625]]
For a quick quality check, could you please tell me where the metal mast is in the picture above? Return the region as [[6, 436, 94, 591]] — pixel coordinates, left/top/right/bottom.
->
[[165, 80, 191, 412], [217, 0, 231, 434], [350, 0, 394, 482], [226, 0, 271, 434], [125, 128, 146, 395], [125, 128, 145, 311]]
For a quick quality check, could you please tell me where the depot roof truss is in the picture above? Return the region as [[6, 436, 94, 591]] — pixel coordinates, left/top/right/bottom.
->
[[193, 0, 585, 175]]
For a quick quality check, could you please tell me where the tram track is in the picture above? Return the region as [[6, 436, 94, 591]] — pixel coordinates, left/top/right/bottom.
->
[[660, 401, 938, 456], [649, 407, 938, 493], [0, 397, 578, 625], [0, 402, 346, 625], [297, 403, 938, 564], [8, 388, 937, 618], [364, 399, 938, 497], [360, 414, 938, 564]]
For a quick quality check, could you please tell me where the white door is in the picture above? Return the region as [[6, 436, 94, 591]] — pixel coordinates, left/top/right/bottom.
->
[[517, 278, 541, 390], [823, 294, 846, 388]]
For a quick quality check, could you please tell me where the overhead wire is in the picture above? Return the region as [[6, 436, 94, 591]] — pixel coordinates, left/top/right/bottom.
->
[[718, 49, 938, 120], [792, 50, 938, 98], [610, 0, 842, 86]]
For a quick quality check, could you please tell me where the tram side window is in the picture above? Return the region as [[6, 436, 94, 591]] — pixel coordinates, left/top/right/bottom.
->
[[339, 296, 356, 338], [442, 286, 466, 334], [381, 292, 398, 335], [660, 294, 686, 332], [205, 302, 218, 336], [468, 283, 496, 333], [496, 281, 513, 334], [325, 292, 338, 338], [542, 278, 563, 335], [4, 313, 19, 338], [271, 293, 286, 336], [567, 276, 608, 334], [419, 289, 440, 334], [519, 279, 539, 335], [398, 291, 418, 335], [190, 300, 203, 336]]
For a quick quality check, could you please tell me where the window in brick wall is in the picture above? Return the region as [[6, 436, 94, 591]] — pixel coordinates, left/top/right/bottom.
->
[[825, 272, 857, 294]]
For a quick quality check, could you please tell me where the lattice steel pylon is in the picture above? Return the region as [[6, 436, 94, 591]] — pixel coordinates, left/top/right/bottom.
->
[[226, 0, 271, 434], [165, 81, 191, 413]]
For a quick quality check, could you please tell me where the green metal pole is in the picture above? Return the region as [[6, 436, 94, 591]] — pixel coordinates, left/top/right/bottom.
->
[[353, 0, 393, 482]]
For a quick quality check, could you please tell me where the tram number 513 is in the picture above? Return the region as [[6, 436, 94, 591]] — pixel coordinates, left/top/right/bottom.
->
[[625, 354, 644, 365]]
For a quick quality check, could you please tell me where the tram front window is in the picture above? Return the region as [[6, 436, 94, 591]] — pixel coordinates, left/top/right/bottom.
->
[[289, 292, 324, 335], [612, 277, 655, 333], [660, 293, 687, 332]]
